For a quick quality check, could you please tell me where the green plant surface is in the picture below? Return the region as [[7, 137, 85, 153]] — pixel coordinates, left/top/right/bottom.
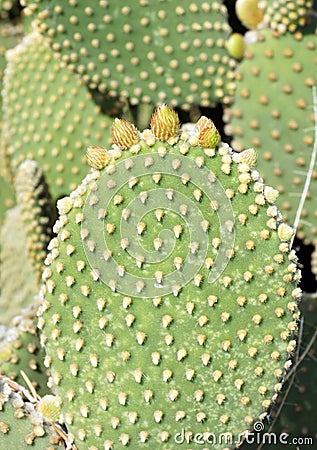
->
[[226, 29, 317, 244], [0, 302, 49, 396], [0, 174, 15, 225], [264, 0, 313, 34], [0, 206, 38, 325], [37, 110, 301, 449], [0, 21, 23, 222], [25, 0, 238, 108], [238, 294, 317, 449], [1, 160, 55, 324], [15, 160, 56, 282], [2, 30, 114, 202], [0, 377, 67, 449]]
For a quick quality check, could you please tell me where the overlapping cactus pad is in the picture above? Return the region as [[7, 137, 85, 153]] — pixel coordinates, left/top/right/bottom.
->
[[0, 206, 39, 324], [2, 30, 113, 201], [0, 302, 49, 396], [0, 377, 66, 449], [15, 160, 55, 282], [26, 0, 238, 108], [38, 108, 301, 449], [264, 0, 313, 34], [227, 29, 317, 243]]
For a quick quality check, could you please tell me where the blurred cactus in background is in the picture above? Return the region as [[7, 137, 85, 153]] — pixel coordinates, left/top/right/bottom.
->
[[0, 1, 316, 449]]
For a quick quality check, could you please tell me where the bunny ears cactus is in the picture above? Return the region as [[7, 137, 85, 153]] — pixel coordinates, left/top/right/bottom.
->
[[25, 1, 238, 108], [38, 107, 301, 449]]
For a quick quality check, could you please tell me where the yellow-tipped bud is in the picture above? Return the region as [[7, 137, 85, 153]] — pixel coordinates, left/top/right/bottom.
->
[[278, 223, 294, 242], [226, 33, 245, 60], [240, 148, 257, 166], [86, 146, 111, 169], [112, 118, 140, 149], [236, 0, 265, 30], [150, 105, 180, 141], [37, 395, 62, 422], [195, 116, 221, 149]]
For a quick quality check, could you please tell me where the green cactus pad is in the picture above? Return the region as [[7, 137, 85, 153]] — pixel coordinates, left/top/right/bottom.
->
[[15, 160, 56, 282], [0, 161, 54, 322], [239, 295, 317, 450], [0, 22, 23, 222], [0, 207, 38, 324], [26, 0, 237, 108], [38, 111, 301, 449], [271, 295, 317, 446], [2, 30, 113, 201], [0, 302, 49, 396], [226, 29, 317, 243], [264, 0, 313, 34], [0, 377, 67, 449], [0, 174, 15, 225]]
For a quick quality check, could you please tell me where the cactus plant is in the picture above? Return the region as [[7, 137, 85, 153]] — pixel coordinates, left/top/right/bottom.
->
[[1, 0, 317, 446], [264, 0, 314, 34], [0, 20, 23, 222], [270, 294, 317, 446], [24, 0, 238, 109], [0, 206, 39, 324], [0, 159, 55, 322], [0, 376, 71, 448], [37, 109, 301, 449], [238, 294, 317, 449], [225, 28, 317, 244], [2, 29, 114, 202], [235, 0, 314, 33], [0, 302, 49, 396], [14, 160, 56, 282], [0, 175, 15, 224]]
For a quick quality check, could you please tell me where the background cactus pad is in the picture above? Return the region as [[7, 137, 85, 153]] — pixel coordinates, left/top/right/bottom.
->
[[264, 0, 313, 34], [226, 29, 317, 244], [2, 30, 113, 201], [26, 0, 238, 108]]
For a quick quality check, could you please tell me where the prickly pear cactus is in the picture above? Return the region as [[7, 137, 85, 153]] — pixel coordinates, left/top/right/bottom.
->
[[0, 160, 55, 323], [0, 175, 15, 224], [0, 377, 69, 449], [0, 21, 23, 222], [38, 108, 301, 449], [0, 302, 49, 396], [264, 0, 313, 34], [0, 206, 39, 324], [25, 0, 238, 108], [2, 30, 114, 202], [15, 160, 55, 282], [239, 295, 317, 450], [226, 29, 317, 243], [270, 295, 317, 446]]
